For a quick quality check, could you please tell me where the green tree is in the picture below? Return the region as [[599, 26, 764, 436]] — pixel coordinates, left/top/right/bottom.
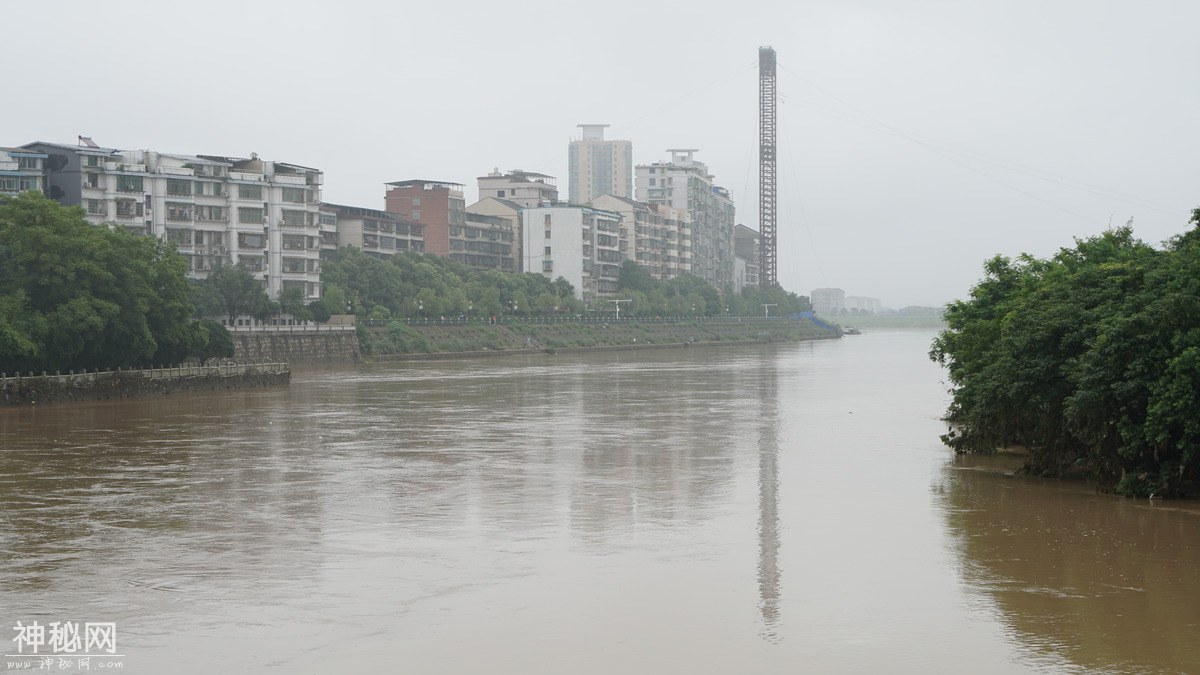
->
[[203, 262, 271, 321], [0, 192, 200, 371]]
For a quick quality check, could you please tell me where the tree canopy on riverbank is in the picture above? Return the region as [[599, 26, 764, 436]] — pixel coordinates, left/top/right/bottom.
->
[[0, 192, 229, 372], [319, 248, 812, 320], [930, 209, 1200, 497]]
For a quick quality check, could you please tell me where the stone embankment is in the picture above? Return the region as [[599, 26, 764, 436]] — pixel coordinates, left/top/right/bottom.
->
[[0, 363, 290, 407], [230, 325, 360, 363]]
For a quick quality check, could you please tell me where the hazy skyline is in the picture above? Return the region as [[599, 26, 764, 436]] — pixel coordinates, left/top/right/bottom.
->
[[5, 0, 1197, 307]]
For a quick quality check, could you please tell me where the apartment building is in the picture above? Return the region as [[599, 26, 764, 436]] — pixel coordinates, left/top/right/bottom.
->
[[588, 194, 691, 281], [466, 196, 524, 271], [25, 141, 324, 300], [325, 203, 425, 259], [478, 169, 558, 208], [454, 212, 516, 271], [0, 146, 47, 196], [568, 124, 632, 205], [734, 224, 760, 292], [384, 179, 465, 257], [522, 206, 626, 298], [635, 150, 735, 289]]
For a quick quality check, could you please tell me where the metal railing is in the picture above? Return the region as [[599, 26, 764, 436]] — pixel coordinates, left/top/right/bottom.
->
[[225, 323, 356, 333], [0, 362, 289, 384], [359, 315, 803, 327]]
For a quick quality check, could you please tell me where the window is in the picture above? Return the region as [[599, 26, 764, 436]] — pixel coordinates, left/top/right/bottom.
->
[[239, 184, 262, 200], [281, 187, 306, 203], [238, 207, 264, 224], [166, 179, 191, 196], [87, 199, 106, 216], [649, 178, 656, 186], [238, 232, 265, 249], [544, 229, 551, 239], [282, 234, 307, 250], [544, 246, 551, 256], [166, 202, 193, 221], [86, 155, 100, 167], [411, 211, 420, 220], [117, 175, 143, 192], [543, 214, 552, 225], [193, 181, 223, 197], [18, 157, 38, 170], [196, 205, 225, 221], [166, 229, 193, 245], [282, 209, 312, 227], [412, 198, 420, 206], [496, 191, 505, 197]]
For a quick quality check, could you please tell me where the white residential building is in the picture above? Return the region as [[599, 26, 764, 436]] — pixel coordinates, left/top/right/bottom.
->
[[25, 141, 324, 300], [522, 206, 626, 298], [478, 169, 558, 208], [589, 194, 691, 281], [0, 146, 47, 196], [810, 288, 845, 315], [635, 150, 735, 289], [568, 124, 632, 205]]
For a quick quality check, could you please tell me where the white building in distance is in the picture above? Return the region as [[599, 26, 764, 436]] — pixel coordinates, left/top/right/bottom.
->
[[522, 205, 626, 298], [568, 124, 632, 205], [26, 140, 324, 300], [810, 288, 845, 315], [845, 296, 883, 314]]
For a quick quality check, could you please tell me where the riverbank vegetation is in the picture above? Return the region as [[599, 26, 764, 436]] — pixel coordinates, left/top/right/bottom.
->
[[362, 318, 835, 356], [318, 249, 812, 321], [0, 192, 232, 373], [930, 210, 1200, 497]]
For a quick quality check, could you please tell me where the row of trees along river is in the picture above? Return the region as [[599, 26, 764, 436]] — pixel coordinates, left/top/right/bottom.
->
[[0, 192, 811, 374], [931, 208, 1200, 498]]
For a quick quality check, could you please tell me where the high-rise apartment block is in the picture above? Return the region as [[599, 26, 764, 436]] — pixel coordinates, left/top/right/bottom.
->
[[569, 124, 632, 205], [25, 141, 324, 300], [636, 150, 735, 289], [522, 206, 626, 298]]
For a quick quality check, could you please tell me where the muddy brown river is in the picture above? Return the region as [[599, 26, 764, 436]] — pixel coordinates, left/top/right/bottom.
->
[[2, 331, 1198, 673]]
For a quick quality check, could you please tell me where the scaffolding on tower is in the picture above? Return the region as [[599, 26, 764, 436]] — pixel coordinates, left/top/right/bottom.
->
[[758, 46, 778, 288]]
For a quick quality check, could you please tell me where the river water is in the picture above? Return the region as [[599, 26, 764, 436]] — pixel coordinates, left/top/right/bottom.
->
[[2, 331, 1198, 673]]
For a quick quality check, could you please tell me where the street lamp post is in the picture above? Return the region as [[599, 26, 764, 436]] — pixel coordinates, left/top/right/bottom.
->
[[762, 303, 777, 318], [606, 298, 631, 321]]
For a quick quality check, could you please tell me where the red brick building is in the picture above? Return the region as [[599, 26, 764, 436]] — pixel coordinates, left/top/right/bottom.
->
[[384, 180, 465, 257]]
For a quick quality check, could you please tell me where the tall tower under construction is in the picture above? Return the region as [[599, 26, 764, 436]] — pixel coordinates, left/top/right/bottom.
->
[[758, 46, 778, 288]]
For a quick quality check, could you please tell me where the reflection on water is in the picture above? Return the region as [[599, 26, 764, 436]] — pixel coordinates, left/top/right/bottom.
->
[[756, 358, 781, 640], [2, 333, 1199, 673], [937, 455, 1200, 673]]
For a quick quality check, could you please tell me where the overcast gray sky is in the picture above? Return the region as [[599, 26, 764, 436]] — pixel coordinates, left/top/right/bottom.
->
[[5, 0, 1198, 307]]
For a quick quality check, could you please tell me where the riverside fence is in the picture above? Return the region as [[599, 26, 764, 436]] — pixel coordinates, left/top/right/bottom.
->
[[1, 362, 291, 406]]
